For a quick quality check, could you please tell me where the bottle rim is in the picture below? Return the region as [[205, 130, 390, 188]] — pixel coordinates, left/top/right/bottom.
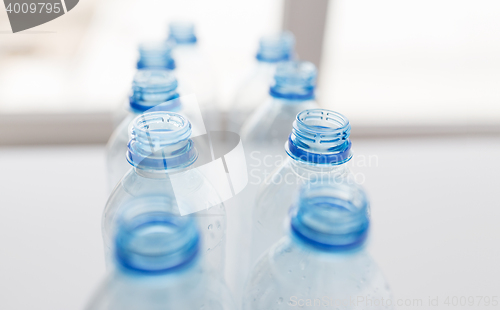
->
[[256, 32, 295, 63], [137, 41, 176, 70], [285, 109, 352, 165], [269, 61, 317, 100], [126, 112, 198, 170]]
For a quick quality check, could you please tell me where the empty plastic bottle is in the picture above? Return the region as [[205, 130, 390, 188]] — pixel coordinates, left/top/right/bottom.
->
[[250, 109, 353, 268], [167, 21, 219, 131], [243, 181, 393, 310], [228, 32, 295, 133], [112, 42, 176, 128], [240, 60, 319, 161], [87, 207, 234, 310], [239, 61, 320, 196], [226, 61, 318, 300], [107, 70, 186, 191], [103, 112, 226, 275]]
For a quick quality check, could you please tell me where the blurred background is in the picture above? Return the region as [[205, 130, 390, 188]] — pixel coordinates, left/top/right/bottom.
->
[[0, 0, 499, 309]]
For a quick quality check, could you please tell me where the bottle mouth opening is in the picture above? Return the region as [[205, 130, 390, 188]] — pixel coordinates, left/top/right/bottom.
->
[[139, 41, 174, 55], [286, 109, 352, 165], [133, 70, 178, 92], [270, 61, 316, 100], [127, 112, 197, 170], [131, 112, 191, 142], [256, 32, 295, 62], [115, 204, 199, 273], [129, 70, 179, 112], [296, 109, 350, 135], [291, 181, 370, 251], [274, 61, 316, 84]]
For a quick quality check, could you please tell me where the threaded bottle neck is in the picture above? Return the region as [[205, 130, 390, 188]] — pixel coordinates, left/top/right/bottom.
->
[[129, 70, 180, 113], [115, 200, 199, 274], [127, 112, 197, 171], [168, 21, 197, 45], [270, 61, 316, 100], [137, 42, 176, 70], [285, 109, 352, 165], [256, 32, 295, 62], [290, 181, 370, 252]]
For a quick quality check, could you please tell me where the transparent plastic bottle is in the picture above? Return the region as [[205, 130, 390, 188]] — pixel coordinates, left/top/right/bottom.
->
[[243, 181, 393, 310], [228, 32, 295, 134], [87, 207, 234, 310], [167, 21, 219, 131], [250, 109, 354, 267], [240, 61, 319, 163], [103, 112, 226, 276], [107, 70, 184, 191], [112, 42, 177, 127], [226, 61, 318, 300]]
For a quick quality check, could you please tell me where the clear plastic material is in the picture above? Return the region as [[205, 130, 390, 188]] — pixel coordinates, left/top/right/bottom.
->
[[228, 32, 295, 133], [226, 61, 318, 300], [243, 181, 393, 310], [250, 109, 354, 266], [107, 70, 188, 191], [103, 112, 226, 276], [243, 239, 393, 310], [87, 209, 234, 310]]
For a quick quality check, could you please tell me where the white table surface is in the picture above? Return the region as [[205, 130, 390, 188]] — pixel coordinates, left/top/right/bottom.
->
[[0, 136, 499, 309]]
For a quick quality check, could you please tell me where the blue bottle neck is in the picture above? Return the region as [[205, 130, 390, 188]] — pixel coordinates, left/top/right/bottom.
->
[[137, 42, 176, 70], [168, 22, 197, 45], [290, 182, 370, 252], [285, 109, 352, 165], [256, 32, 295, 63], [269, 85, 315, 101], [269, 61, 316, 101], [129, 70, 180, 113], [127, 112, 198, 171]]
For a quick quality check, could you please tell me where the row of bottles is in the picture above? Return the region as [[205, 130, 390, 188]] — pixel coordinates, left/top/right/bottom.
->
[[86, 21, 393, 310], [89, 174, 392, 309]]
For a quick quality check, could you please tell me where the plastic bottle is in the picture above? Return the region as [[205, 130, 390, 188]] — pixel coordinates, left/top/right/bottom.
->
[[112, 42, 177, 127], [87, 205, 234, 310], [103, 112, 226, 276], [226, 61, 319, 300], [240, 60, 319, 162], [243, 181, 393, 310], [107, 70, 183, 191], [228, 32, 295, 134], [167, 21, 219, 131], [250, 109, 353, 268]]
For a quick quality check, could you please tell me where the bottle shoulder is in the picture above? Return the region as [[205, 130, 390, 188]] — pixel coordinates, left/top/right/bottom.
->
[[254, 160, 353, 214], [86, 267, 234, 310], [245, 238, 392, 308], [105, 166, 229, 207], [103, 169, 227, 245], [241, 98, 319, 144]]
